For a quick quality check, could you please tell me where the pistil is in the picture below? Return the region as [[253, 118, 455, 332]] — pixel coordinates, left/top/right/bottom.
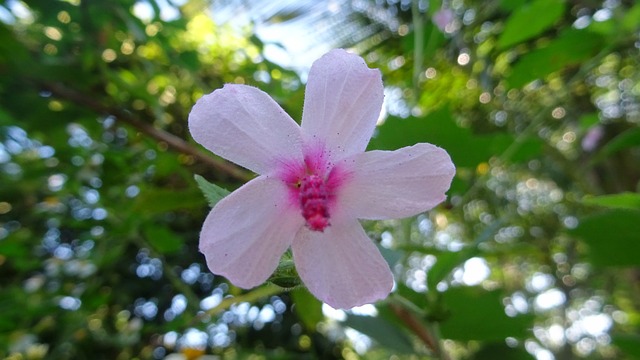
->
[[299, 174, 330, 231]]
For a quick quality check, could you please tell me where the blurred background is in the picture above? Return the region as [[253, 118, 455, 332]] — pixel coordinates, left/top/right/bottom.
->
[[1, 0, 639, 359]]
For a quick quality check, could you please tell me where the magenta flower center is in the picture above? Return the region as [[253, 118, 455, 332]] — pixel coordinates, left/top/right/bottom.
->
[[299, 174, 330, 231], [280, 149, 347, 232]]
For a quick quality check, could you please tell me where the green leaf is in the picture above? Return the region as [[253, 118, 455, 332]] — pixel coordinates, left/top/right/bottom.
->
[[178, 50, 200, 71], [369, 108, 541, 168], [622, 3, 640, 32], [499, 0, 527, 12], [291, 288, 323, 331], [571, 209, 640, 267], [0, 232, 40, 271], [194, 174, 231, 208], [507, 28, 604, 88], [377, 244, 403, 268], [0, 235, 30, 258], [439, 287, 534, 341], [579, 113, 599, 129], [428, 221, 501, 289], [589, 19, 615, 36], [0, 105, 17, 127], [497, 0, 565, 49], [0, 23, 31, 68], [402, 21, 445, 61], [427, 251, 471, 290], [472, 343, 534, 360], [133, 188, 206, 214], [592, 127, 640, 164], [613, 334, 640, 358], [583, 193, 640, 210], [394, 282, 430, 311], [343, 315, 415, 353], [267, 257, 301, 289], [143, 225, 183, 254]]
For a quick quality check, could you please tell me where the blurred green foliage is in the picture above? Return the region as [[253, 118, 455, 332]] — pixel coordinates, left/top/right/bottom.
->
[[0, 0, 639, 359]]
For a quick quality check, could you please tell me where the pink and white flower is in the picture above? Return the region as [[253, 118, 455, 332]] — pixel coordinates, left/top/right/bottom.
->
[[189, 49, 455, 309]]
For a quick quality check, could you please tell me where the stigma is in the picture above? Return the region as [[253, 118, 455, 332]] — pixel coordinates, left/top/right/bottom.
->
[[299, 174, 330, 231]]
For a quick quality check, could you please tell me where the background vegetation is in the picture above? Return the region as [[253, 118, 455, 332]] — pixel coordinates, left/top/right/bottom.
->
[[1, 0, 639, 359]]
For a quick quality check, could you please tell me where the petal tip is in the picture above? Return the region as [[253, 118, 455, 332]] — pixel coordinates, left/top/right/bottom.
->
[[323, 272, 394, 310]]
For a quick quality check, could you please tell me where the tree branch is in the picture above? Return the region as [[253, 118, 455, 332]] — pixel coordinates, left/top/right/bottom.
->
[[389, 303, 448, 359], [41, 81, 252, 182]]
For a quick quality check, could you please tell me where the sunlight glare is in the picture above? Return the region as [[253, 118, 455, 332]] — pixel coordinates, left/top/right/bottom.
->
[[322, 304, 347, 321], [534, 289, 566, 311], [460, 257, 490, 286]]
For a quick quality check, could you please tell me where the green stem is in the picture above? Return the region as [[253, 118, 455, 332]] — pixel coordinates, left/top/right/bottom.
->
[[201, 284, 282, 318], [412, 0, 425, 104], [389, 299, 448, 359]]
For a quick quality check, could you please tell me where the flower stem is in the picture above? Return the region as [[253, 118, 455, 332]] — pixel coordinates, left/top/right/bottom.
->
[[389, 302, 449, 359], [202, 284, 282, 318]]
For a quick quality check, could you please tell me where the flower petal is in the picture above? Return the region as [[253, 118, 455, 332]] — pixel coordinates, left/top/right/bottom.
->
[[292, 219, 393, 309], [301, 49, 383, 159], [339, 143, 455, 220], [189, 84, 303, 175], [199, 176, 304, 288]]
